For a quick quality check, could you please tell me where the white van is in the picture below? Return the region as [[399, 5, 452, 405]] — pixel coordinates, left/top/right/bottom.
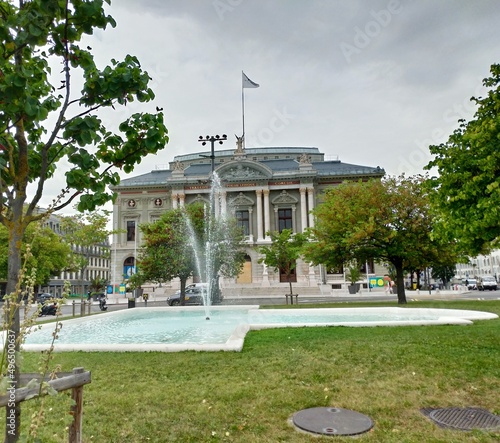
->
[[477, 276, 497, 291], [462, 278, 477, 290]]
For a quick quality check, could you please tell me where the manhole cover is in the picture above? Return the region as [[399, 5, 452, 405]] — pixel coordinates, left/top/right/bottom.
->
[[292, 407, 373, 436], [424, 407, 500, 431]]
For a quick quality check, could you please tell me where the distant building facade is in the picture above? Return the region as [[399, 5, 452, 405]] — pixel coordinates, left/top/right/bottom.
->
[[41, 213, 111, 297], [454, 250, 500, 283], [110, 145, 386, 292]]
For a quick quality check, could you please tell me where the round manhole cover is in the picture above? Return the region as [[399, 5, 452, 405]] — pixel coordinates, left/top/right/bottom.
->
[[429, 408, 500, 430], [292, 407, 373, 436]]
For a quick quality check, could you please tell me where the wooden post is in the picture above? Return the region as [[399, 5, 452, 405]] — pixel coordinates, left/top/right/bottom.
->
[[0, 368, 91, 443], [68, 368, 85, 443]]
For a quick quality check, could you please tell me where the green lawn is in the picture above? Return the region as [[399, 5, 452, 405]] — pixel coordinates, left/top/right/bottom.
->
[[3, 300, 500, 442]]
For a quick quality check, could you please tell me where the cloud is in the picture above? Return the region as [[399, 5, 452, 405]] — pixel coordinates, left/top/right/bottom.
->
[[34, 0, 499, 210]]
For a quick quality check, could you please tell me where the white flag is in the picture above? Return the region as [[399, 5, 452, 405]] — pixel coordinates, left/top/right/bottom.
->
[[242, 71, 259, 88]]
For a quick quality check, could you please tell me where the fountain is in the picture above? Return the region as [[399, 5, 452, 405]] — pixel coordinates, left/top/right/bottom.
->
[[183, 171, 239, 319], [22, 306, 498, 352]]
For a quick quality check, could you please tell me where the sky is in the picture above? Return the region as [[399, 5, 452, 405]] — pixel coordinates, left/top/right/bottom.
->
[[38, 0, 500, 209]]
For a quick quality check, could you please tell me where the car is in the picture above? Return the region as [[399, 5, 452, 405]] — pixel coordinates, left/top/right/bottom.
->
[[167, 287, 204, 306], [477, 276, 497, 291], [462, 278, 477, 290], [167, 284, 223, 306]]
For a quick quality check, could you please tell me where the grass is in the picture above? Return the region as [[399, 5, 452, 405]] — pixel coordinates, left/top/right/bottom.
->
[[2, 300, 500, 442]]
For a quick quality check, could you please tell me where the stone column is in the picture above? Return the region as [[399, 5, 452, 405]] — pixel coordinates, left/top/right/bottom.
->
[[220, 190, 227, 216], [178, 193, 185, 207], [172, 193, 178, 209], [307, 186, 317, 285], [248, 207, 254, 242], [256, 189, 264, 241], [307, 186, 315, 228], [300, 187, 308, 232], [263, 189, 271, 240]]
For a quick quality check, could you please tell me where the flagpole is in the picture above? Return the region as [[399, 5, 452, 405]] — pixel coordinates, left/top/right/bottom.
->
[[241, 71, 245, 144], [241, 71, 259, 149]]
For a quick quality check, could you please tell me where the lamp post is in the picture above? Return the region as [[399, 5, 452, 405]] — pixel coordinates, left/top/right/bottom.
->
[[197, 134, 227, 306], [198, 134, 227, 175]]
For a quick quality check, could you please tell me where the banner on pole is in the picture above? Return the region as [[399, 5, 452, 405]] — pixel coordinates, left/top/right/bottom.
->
[[242, 71, 259, 88]]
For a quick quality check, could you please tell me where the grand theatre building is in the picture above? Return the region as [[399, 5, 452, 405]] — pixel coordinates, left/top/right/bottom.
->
[[110, 144, 385, 295]]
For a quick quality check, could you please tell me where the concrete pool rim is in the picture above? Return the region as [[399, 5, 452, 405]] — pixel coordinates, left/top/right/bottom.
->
[[20, 305, 498, 353]]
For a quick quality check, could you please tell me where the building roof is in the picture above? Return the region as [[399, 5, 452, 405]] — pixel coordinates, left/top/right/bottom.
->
[[114, 147, 384, 189]]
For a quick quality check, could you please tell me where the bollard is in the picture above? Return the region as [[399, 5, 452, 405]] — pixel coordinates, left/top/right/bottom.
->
[[72, 300, 76, 317], [87, 300, 91, 315], [80, 300, 85, 317]]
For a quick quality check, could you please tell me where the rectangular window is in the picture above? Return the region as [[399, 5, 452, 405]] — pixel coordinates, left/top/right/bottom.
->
[[278, 208, 292, 232], [127, 221, 136, 242], [236, 210, 250, 236]]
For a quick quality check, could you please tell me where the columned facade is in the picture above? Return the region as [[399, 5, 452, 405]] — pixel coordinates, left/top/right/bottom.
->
[[110, 146, 385, 293]]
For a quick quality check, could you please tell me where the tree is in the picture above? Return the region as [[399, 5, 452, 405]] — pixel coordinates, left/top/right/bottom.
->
[[345, 260, 362, 293], [204, 208, 247, 303], [259, 229, 307, 297], [0, 2, 168, 440], [426, 63, 500, 256], [139, 204, 246, 305], [138, 208, 197, 304], [0, 221, 74, 288], [431, 263, 456, 289], [305, 176, 439, 304], [88, 276, 108, 295]]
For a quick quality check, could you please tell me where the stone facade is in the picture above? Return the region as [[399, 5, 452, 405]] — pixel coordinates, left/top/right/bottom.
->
[[41, 213, 111, 297], [110, 145, 385, 293]]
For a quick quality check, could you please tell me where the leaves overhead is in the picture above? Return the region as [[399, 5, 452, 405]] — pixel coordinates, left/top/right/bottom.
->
[[0, 0, 169, 229], [426, 63, 500, 256]]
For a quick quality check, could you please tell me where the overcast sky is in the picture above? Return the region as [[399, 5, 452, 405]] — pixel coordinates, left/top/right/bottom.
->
[[39, 0, 500, 209]]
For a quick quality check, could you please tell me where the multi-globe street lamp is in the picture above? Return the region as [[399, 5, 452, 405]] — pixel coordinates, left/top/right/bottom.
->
[[197, 134, 227, 307], [198, 134, 227, 174]]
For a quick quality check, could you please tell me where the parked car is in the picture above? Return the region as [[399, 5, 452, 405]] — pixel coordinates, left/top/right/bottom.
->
[[477, 276, 498, 291], [167, 287, 204, 306], [167, 284, 223, 306]]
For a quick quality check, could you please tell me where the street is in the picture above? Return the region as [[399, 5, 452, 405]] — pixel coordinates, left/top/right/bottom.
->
[[21, 289, 500, 323]]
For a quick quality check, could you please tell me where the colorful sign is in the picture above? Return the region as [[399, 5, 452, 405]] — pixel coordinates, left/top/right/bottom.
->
[[369, 277, 385, 288]]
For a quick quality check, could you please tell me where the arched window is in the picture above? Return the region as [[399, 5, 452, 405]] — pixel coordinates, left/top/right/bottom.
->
[[123, 257, 135, 279]]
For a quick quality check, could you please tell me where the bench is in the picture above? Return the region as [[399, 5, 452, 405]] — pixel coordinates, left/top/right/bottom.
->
[[285, 294, 298, 305]]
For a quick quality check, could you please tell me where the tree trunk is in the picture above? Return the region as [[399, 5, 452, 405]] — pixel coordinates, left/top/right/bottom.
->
[[5, 213, 24, 442], [179, 278, 187, 305], [395, 263, 407, 304]]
